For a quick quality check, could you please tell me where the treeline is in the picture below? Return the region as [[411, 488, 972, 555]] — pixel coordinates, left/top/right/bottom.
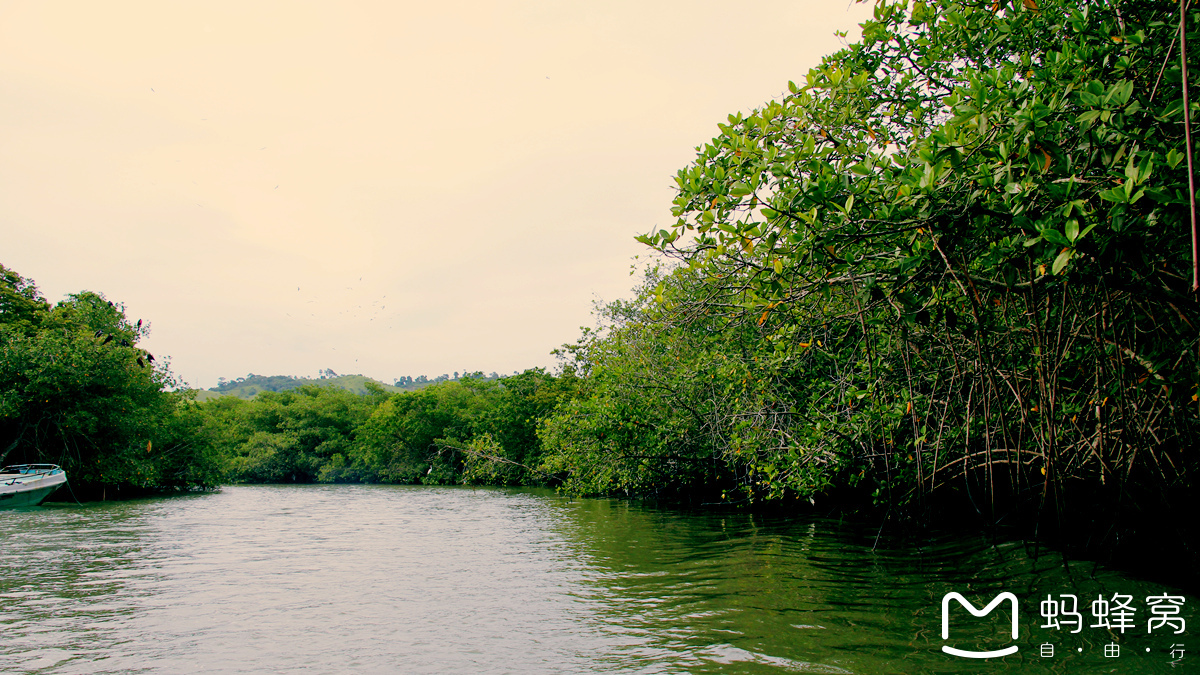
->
[[0, 264, 223, 497], [393, 372, 502, 388], [208, 373, 404, 399], [565, 0, 1198, 576], [203, 369, 578, 485], [208, 371, 504, 399], [213, 374, 320, 395], [545, 0, 1199, 516], [0, 262, 581, 494]]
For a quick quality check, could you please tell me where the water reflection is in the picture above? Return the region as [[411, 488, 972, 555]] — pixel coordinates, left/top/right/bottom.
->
[[549, 497, 1195, 674], [1, 486, 1193, 674]]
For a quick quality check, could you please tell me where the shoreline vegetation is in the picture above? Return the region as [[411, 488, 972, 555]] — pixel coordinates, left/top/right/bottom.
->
[[2, 0, 1197, 590]]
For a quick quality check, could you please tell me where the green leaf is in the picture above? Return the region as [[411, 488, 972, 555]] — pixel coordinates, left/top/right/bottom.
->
[[1042, 229, 1070, 246], [1158, 99, 1185, 119], [1143, 188, 1184, 203], [1052, 248, 1074, 275], [1099, 187, 1127, 203]]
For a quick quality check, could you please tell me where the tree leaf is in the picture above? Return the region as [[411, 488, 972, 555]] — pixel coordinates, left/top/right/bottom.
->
[[1052, 248, 1073, 275], [1042, 229, 1070, 246]]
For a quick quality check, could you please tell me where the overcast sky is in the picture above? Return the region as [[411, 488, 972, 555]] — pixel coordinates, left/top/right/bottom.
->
[[1, 0, 871, 389]]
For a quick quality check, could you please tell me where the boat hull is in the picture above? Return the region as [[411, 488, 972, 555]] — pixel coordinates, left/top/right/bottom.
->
[[0, 467, 68, 508]]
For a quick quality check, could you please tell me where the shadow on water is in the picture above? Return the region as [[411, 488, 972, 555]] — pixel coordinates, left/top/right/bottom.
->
[[1, 486, 1193, 674], [545, 496, 1195, 674]]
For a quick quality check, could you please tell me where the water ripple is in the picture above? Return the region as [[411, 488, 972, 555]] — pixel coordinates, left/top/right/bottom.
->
[[1, 486, 1193, 674]]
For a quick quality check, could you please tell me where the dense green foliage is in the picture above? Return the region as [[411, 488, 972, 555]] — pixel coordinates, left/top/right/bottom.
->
[[544, 0, 1199, 548], [200, 385, 384, 483], [1, 262, 579, 494], [0, 264, 222, 494], [208, 369, 579, 486]]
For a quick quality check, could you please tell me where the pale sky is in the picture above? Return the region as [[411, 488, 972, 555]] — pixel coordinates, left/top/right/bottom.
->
[[1, 0, 871, 390]]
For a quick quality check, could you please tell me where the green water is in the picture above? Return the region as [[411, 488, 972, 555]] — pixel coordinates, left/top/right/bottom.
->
[[0, 485, 1192, 673]]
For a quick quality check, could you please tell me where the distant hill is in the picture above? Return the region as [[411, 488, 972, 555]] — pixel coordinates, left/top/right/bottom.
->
[[202, 373, 402, 400], [199, 371, 502, 400]]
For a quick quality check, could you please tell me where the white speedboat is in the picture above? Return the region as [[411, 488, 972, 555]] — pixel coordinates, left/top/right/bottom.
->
[[0, 464, 68, 508]]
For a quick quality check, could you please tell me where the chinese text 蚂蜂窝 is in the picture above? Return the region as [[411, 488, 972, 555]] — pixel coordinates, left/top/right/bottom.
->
[[1039, 594, 1186, 634]]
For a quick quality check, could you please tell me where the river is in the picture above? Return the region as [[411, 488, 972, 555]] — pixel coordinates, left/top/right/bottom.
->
[[0, 485, 1193, 673]]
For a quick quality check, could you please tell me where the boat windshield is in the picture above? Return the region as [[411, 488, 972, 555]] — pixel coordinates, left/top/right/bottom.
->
[[0, 464, 62, 476]]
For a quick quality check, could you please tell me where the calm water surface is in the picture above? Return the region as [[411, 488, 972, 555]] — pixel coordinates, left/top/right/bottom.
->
[[0, 485, 1193, 674]]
